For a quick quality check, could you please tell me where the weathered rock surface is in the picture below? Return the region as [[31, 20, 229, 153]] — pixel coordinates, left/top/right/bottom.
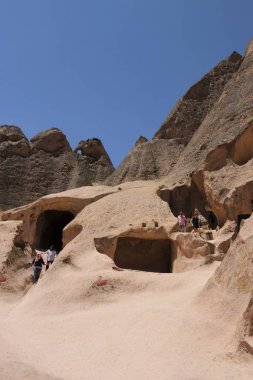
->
[[1, 185, 118, 251], [151, 39, 253, 230], [105, 138, 185, 185], [105, 51, 242, 186], [166, 39, 253, 185], [0, 127, 114, 210], [170, 232, 214, 272], [0, 125, 31, 158], [30, 128, 71, 155], [0, 220, 34, 291], [154, 52, 242, 142], [206, 215, 253, 294]]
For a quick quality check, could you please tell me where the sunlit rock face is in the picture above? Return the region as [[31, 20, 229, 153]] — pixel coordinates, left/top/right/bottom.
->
[[105, 51, 243, 186]]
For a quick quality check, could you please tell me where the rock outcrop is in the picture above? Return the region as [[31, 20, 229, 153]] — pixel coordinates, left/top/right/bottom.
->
[[1, 185, 118, 251], [153, 51, 242, 142], [105, 51, 243, 186], [0, 127, 114, 210], [105, 138, 185, 185]]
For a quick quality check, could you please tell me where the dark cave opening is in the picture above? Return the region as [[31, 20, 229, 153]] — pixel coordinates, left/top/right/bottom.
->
[[114, 237, 172, 273], [158, 183, 207, 219], [35, 210, 74, 251], [237, 214, 251, 230]]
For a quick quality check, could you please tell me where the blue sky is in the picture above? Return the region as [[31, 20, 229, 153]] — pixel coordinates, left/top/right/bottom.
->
[[0, 0, 252, 167]]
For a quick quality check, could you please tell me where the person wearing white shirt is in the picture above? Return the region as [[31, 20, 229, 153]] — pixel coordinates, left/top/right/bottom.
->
[[46, 245, 57, 271]]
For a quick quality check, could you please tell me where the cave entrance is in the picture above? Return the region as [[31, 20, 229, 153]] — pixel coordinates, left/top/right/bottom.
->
[[158, 182, 207, 220], [35, 210, 74, 251], [114, 237, 172, 273], [237, 214, 251, 230]]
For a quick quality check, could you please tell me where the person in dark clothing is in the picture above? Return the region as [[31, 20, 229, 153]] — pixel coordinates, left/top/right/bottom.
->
[[192, 211, 201, 232], [32, 253, 45, 283], [207, 211, 217, 230]]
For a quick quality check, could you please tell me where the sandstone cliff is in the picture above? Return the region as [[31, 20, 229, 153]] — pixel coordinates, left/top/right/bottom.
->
[[0, 126, 114, 210]]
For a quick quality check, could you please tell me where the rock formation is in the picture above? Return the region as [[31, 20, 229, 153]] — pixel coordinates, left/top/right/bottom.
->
[[107, 38, 253, 230], [0, 127, 114, 210], [105, 51, 243, 186], [153, 51, 243, 142], [105, 137, 185, 184]]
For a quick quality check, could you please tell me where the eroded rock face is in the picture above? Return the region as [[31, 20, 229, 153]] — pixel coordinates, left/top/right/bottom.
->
[[30, 128, 71, 155], [0, 125, 31, 158], [105, 139, 185, 185], [167, 42, 253, 184], [74, 138, 113, 163], [1, 185, 118, 250], [0, 127, 114, 210], [206, 215, 253, 294], [105, 51, 243, 186], [154, 52, 242, 143], [171, 232, 214, 272]]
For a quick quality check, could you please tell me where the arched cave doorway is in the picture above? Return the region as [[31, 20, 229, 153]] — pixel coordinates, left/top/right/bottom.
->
[[158, 183, 207, 219], [114, 237, 172, 273], [35, 210, 74, 251]]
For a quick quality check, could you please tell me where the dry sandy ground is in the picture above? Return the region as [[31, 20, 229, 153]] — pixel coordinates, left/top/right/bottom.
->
[[1, 262, 253, 380], [1, 182, 253, 379]]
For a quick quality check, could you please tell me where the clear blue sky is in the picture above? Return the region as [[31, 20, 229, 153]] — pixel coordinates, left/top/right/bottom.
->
[[0, 0, 252, 167]]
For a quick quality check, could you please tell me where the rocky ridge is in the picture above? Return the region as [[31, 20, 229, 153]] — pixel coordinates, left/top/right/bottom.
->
[[0, 127, 114, 210], [106, 50, 243, 186]]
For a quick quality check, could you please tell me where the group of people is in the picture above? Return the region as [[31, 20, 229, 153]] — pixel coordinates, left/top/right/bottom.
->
[[32, 245, 58, 284], [177, 209, 216, 232]]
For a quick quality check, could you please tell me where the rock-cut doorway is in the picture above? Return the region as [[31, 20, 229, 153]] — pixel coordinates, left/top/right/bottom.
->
[[114, 237, 172, 273], [35, 210, 74, 251]]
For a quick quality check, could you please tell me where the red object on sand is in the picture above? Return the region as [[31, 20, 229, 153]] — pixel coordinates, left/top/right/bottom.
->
[[96, 279, 107, 286], [0, 275, 7, 283]]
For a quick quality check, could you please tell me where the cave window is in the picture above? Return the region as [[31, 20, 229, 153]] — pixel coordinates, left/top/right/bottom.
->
[[114, 237, 172, 273], [35, 210, 74, 251]]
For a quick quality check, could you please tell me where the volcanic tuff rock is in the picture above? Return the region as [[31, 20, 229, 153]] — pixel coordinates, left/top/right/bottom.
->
[[0, 126, 114, 210], [155, 38, 253, 225], [105, 138, 185, 185], [154, 51, 243, 142], [166, 39, 253, 183], [105, 51, 243, 186]]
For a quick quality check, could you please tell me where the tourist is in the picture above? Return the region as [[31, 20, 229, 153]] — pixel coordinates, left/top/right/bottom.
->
[[46, 245, 57, 271], [191, 210, 201, 232], [32, 253, 45, 283], [207, 211, 216, 230], [177, 211, 186, 231]]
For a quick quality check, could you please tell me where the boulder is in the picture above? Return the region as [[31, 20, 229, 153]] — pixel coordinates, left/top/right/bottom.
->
[[0, 125, 30, 158], [30, 128, 71, 154]]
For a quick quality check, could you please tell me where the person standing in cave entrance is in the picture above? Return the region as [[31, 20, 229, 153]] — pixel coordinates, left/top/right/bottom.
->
[[46, 245, 57, 271], [191, 210, 201, 232], [177, 211, 186, 231], [207, 211, 216, 230], [32, 253, 45, 283]]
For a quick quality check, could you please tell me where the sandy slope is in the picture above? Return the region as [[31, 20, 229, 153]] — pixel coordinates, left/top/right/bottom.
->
[[1, 182, 253, 379], [1, 261, 252, 380]]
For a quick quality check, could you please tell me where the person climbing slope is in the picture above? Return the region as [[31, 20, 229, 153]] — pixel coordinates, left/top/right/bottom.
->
[[32, 253, 45, 283], [46, 245, 57, 271]]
